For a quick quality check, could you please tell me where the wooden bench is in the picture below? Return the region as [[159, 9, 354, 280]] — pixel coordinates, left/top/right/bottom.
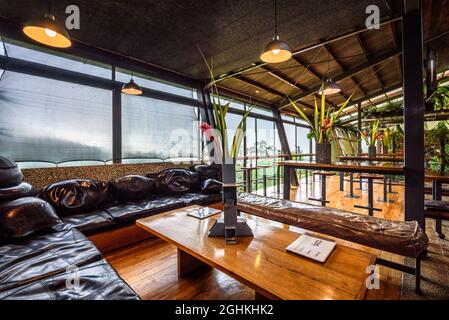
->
[[237, 192, 429, 294]]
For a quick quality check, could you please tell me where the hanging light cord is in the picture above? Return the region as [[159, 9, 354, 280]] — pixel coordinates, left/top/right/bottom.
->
[[274, 0, 278, 36], [48, 0, 53, 14]]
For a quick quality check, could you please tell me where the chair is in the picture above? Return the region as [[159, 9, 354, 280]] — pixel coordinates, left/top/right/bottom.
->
[[424, 200, 449, 239]]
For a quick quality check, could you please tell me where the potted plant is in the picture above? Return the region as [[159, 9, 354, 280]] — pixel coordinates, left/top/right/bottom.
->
[[200, 51, 253, 244], [382, 128, 392, 154], [289, 82, 354, 164], [425, 121, 449, 173], [360, 120, 380, 158]]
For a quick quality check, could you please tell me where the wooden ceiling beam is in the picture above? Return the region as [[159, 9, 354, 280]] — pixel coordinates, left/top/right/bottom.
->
[[279, 48, 402, 109], [355, 33, 385, 88], [235, 75, 285, 98], [322, 44, 367, 97]]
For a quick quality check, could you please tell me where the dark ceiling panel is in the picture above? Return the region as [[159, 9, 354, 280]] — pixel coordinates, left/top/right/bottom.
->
[[0, 0, 389, 79]]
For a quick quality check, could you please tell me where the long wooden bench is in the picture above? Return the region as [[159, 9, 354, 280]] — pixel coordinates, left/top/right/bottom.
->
[[237, 192, 429, 294]]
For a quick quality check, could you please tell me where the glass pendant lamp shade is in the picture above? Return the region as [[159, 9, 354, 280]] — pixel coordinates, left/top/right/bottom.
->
[[260, 35, 292, 63], [23, 14, 72, 48], [121, 78, 143, 95], [318, 78, 342, 95]]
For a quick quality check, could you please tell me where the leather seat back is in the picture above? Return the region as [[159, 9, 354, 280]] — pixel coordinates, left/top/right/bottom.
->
[[37, 179, 111, 216]]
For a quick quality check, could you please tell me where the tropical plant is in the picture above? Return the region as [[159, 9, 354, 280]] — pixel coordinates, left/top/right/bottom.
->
[[289, 82, 355, 144], [199, 51, 251, 162], [426, 80, 449, 111], [359, 120, 380, 147], [382, 125, 403, 153], [425, 121, 449, 172]]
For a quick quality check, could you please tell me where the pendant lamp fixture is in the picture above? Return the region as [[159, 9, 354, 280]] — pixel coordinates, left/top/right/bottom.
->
[[318, 52, 342, 95], [122, 74, 143, 95], [23, 1, 72, 48], [260, 0, 292, 63]]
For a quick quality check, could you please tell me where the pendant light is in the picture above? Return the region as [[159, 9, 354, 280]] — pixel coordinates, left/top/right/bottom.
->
[[318, 52, 341, 95], [23, 1, 72, 48], [260, 0, 292, 64], [122, 74, 143, 95]]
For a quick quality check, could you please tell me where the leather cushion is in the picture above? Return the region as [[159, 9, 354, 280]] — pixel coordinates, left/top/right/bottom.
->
[[0, 228, 101, 293], [105, 197, 186, 225], [176, 193, 222, 206], [190, 164, 222, 181], [150, 168, 200, 195], [0, 259, 139, 300], [0, 197, 61, 239], [0, 156, 23, 188], [110, 175, 155, 203], [0, 182, 34, 203], [37, 179, 111, 216], [61, 210, 116, 235], [200, 179, 222, 194]]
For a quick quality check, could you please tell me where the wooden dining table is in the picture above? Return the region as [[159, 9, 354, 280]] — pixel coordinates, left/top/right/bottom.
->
[[276, 160, 405, 200], [338, 156, 404, 163]]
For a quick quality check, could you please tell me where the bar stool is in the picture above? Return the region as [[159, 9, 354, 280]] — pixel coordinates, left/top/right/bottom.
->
[[308, 171, 335, 207], [378, 175, 394, 203], [354, 174, 383, 216], [345, 173, 360, 199]]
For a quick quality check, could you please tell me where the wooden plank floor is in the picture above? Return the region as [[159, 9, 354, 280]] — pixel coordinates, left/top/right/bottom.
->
[[105, 176, 430, 300]]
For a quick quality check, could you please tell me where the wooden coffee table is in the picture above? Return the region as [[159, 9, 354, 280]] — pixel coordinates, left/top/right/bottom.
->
[[136, 205, 376, 300]]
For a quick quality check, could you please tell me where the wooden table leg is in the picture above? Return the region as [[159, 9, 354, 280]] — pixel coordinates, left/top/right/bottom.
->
[[177, 249, 211, 278]]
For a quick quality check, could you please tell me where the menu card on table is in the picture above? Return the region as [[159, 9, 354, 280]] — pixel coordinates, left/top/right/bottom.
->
[[186, 207, 221, 220], [286, 234, 336, 263]]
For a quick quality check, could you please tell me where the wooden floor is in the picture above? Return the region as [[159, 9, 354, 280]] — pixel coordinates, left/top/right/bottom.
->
[[105, 176, 436, 300]]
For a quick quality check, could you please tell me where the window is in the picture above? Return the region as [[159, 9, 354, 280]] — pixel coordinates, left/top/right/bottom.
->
[[121, 94, 200, 162], [284, 123, 296, 153], [0, 71, 112, 165], [256, 119, 276, 156], [4, 39, 112, 79], [116, 69, 194, 99], [296, 126, 310, 154], [249, 106, 274, 117]]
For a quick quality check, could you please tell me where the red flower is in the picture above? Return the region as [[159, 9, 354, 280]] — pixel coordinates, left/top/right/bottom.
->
[[200, 122, 212, 132], [321, 118, 331, 132], [200, 122, 215, 142]]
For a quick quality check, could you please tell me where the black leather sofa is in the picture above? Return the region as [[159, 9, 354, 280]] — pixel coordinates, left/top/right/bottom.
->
[[0, 156, 222, 300]]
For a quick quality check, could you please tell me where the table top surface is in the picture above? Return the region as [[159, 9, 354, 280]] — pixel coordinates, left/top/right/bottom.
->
[[338, 156, 404, 162], [136, 206, 375, 300], [425, 170, 449, 182], [276, 160, 405, 174]]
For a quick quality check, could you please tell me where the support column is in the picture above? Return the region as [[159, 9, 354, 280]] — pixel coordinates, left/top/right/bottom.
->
[[403, 0, 425, 228], [112, 84, 122, 164], [357, 102, 362, 155]]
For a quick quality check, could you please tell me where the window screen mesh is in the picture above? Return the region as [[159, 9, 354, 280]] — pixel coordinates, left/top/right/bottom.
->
[[121, 94, 200, 161], [0, 71, 112, 164]]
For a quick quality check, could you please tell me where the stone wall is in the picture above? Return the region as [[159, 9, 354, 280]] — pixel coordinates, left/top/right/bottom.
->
[[22, 162, 194, 189]]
